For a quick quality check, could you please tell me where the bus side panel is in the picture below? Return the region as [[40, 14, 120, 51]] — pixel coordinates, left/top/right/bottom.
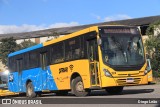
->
[[46, 66, 58, 90], [50, 60, 91, 90], [8, 72, 19, 92], [21, 68, 43, 92], [38, 66, 58, 90], [21, 67, 57, 92]]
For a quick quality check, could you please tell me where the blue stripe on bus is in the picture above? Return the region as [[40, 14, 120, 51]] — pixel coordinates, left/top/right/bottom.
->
[[8, 44, 43, 57], [8, 66, 58, 92]]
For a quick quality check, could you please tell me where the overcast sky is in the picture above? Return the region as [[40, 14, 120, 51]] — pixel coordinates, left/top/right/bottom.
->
[[0, 0, 160, 34]]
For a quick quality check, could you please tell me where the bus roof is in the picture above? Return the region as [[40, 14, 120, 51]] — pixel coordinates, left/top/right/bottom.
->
[[8, 26, 98, 57], [8, 43, 43, 57]]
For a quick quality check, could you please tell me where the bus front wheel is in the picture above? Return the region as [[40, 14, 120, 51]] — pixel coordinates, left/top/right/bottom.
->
[[105, 86, 123, 95], [26, 82, 36, 98], [71, 76, 88, 97]]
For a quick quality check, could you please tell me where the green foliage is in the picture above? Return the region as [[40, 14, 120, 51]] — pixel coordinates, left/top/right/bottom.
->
[[151, 54, 160, 77], [146, 20, 160, 35], [145, 20, 160, 77], [158, 72, 160, 77], [145, 20, 160, 55], [18, 40, 37, 49], [0, 38, 37, 66], [145, 34, 160, 56], [0, 37, 18, 65]]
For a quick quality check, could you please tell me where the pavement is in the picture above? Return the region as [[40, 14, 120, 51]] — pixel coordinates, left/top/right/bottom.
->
[[0, 83, 160, 107]]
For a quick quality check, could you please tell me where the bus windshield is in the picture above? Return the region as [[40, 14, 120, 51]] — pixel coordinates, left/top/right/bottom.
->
[[100, 27, 145, 66]]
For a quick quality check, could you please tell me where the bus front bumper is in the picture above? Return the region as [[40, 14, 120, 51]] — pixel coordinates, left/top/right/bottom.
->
[[101, 75, 148, 87]]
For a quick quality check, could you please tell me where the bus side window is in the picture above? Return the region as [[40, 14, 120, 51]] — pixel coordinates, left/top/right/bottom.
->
[[23, 53, 29, 70], [40, 52, 47, 70], [10, 57, 16, 72], [51, 42, 64, 64], [29, 51, 38, 68], [65, 37, 81, 61]]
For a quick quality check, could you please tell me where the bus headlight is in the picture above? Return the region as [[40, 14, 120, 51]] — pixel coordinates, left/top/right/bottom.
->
[[144, 70, 148, 75], [103, 68, 112, 77]]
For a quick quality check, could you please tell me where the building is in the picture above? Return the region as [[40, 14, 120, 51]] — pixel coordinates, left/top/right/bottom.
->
[[0, 15, 160, 71]]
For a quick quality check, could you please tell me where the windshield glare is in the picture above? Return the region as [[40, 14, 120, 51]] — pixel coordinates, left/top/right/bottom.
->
[[101, 33, 144, 66]]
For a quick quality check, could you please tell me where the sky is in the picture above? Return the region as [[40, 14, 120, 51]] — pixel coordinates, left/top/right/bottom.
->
[[0, 0, 160, 34]]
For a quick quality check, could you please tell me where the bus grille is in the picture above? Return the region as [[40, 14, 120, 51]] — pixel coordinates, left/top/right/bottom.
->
[[116, 78, 141, 86]]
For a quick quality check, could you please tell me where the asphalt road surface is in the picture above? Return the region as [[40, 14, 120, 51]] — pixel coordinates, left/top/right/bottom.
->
[[1, 83, 160, 107]]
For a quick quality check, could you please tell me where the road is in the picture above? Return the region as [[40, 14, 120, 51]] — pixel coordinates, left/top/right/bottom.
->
[[1, 83, 160, 107]]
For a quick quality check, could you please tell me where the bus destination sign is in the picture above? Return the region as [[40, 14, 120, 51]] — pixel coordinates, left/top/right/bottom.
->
[[104, 28, 138, 34]]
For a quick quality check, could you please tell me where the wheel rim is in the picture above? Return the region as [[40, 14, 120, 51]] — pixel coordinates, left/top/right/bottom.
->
[[76, 81, 84, 92]]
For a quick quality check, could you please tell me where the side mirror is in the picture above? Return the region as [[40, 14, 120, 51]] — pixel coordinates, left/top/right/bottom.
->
[[97, 38, 102, 46]]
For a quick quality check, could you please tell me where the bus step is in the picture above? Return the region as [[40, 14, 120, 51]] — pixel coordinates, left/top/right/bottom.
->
[[89, 86, 101, 90]]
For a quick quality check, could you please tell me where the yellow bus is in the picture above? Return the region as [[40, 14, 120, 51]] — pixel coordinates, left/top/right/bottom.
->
[[8, 25, 150, 97]]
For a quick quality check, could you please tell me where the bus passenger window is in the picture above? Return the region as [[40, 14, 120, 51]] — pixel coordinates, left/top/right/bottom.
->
[[40, 53, 47, 70], [51, 42, 64, 64], [65, 37, 81, 61]]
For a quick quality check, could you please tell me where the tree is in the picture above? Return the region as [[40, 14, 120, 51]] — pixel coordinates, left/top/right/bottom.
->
[[18, 40, 37, 50], [144, 20, 160, 77], [145, 20, 160, 56], [0, 38, 37, 66], [0, 37, 18, 65]]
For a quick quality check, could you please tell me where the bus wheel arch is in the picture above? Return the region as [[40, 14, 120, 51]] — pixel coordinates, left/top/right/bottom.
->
[[26, 79, 36, 98], [26, 79, 32, 87], [70, 72, 81, 89], [70, 73, 88, 97]]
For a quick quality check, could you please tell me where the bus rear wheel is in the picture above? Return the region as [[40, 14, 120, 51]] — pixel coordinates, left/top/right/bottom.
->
[[26, 82, 36, 98], [71, 76, 88, 97], [105, 86, 123, 95]]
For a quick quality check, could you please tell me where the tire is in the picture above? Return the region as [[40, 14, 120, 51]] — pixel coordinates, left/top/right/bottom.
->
[[26, 82, 37, 98], [105, 86, 123, 95], [71, 76, 88, 97], [56, 90, 68, 96]]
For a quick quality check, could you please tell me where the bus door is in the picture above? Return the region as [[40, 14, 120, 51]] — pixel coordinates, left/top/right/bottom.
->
[[17, 58, 23, 92], [87, 39, 100, 86], [40, 52, 48, 89]]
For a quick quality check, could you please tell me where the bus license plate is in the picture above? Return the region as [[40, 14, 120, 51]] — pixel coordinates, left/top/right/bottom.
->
[[126, 78, 134, 83]]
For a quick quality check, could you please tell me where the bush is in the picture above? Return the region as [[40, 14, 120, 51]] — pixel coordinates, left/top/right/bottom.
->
[[145, 20, 160, 78]]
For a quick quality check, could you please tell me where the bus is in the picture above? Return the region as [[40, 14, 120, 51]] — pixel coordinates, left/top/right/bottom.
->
[[8, 25, 150, 97]]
